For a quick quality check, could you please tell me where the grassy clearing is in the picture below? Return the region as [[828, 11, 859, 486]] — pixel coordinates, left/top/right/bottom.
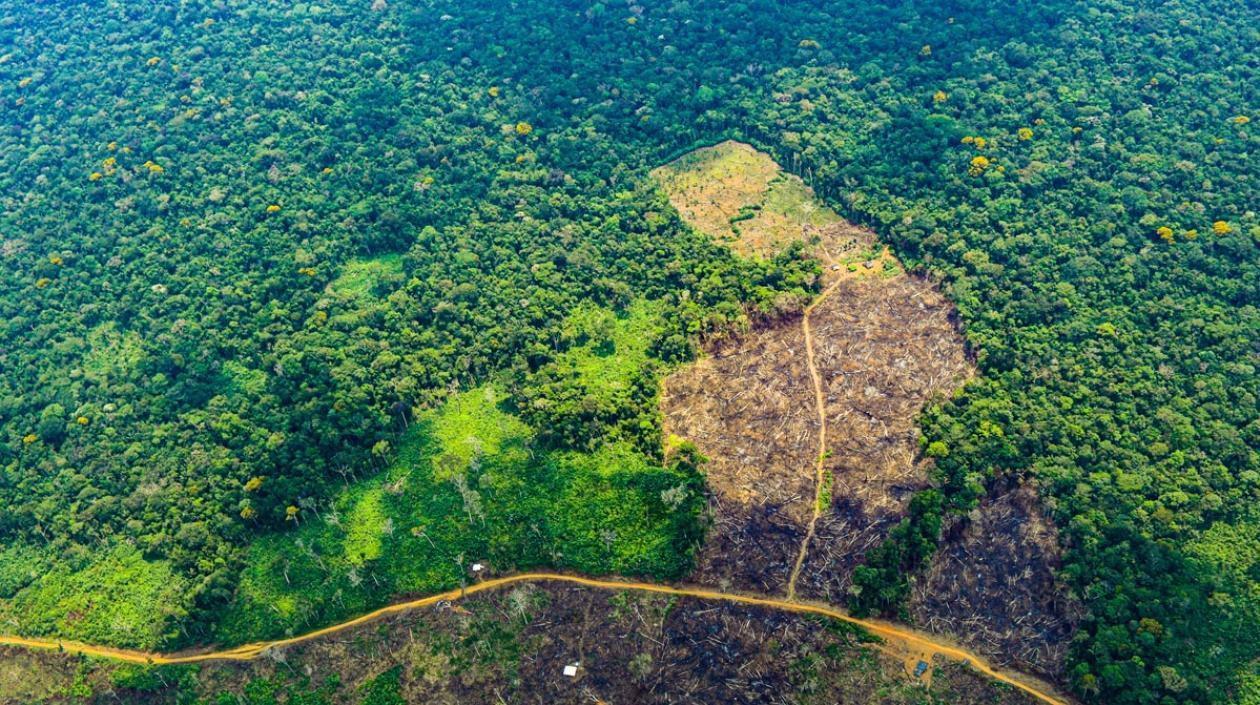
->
[[327, 254, 404, 301], [653, 140, 840, 258], [217, 381, 704, 644]]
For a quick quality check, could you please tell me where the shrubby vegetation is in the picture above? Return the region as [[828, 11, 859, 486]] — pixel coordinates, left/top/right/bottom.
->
[[0, 1, 1256, 703], [216, 383, 706, 643]]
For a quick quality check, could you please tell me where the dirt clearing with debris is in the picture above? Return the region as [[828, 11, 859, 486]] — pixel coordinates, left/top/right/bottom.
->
[[7, 583, 1049, 705], [659, 143, 973, 600], [656, 141, 1080, 697], [792, 274, 973, 601], [910, 481, 1082, 680]]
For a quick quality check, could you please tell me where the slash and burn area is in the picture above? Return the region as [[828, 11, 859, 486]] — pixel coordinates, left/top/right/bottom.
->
[[1, 584, 1048, 705], [794, 274, 973, 602], [910, 483, 1082, 680], [658, 140, 1076, 691], [659, 141, 972, 603]]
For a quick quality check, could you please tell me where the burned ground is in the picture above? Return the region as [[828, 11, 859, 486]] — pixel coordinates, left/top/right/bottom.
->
[[910, 482, 1082, 680], [794, 275, 974, 602], [662, 311, 817, 594], [656, 142, 1079, 695], [8, 582, 1047, 705], [664, 231, 973, 600]]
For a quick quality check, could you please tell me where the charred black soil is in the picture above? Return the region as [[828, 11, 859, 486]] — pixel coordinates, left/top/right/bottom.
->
[[6, 583, 1047, 705], [910, 482, 1082, 680]]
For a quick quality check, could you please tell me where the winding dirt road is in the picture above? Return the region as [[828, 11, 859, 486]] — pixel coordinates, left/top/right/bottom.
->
[[0, 572, 1070, 705]]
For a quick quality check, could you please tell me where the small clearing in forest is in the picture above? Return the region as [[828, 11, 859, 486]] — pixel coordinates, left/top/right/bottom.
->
[[652, 140, 844, 258]]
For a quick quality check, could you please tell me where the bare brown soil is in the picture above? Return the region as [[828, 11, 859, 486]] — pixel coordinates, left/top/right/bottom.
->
[[910, 482, 1083, 680], [9, 584, 1045, 705], [662, 310, 817, 594], [795, 274, 974, 601], [665, 225, 973, 601]]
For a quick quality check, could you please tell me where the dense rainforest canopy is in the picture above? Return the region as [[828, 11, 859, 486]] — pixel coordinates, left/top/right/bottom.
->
[[0, 1, 1256, 704]]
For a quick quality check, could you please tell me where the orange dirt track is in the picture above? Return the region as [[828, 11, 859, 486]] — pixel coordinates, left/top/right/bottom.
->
[[0, 572, 1073, 705]]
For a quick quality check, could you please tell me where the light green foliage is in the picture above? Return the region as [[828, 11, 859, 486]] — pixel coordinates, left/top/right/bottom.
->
[[217, 385, 703, 644], [222, 360, 268, 397], [760, 175, 841, 229], [521, 301, 668, 453], [344, 488, 388, 566], [81, 322, 144, 383], [429, 385, 531, 480], [0, 545, 187, 649], [554, 301, 661, 395], [327, 254, 404, 302]]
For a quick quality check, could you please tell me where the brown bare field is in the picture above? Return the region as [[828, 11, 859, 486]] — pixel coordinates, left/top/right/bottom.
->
[[663, 225, 972, 599], [910, 482, 1082, 680], [662, 309, 817, 594], [794, 275, 974, 601], [656, 140, 1076, 698], [4, 584, 1046, 705]]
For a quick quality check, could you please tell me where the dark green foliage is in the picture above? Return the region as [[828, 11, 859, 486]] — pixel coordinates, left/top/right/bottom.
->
[[0, 1, 1256, 704], [848, 490, 944, 619], [357, 666, 405, 705]]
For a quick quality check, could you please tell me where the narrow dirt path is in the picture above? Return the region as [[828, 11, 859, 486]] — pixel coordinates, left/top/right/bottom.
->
[[785, 275, 845, 600], [0, 572, 1071, 705]]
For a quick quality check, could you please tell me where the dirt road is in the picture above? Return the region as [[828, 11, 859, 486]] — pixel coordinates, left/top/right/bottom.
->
[[0, 571, 1071, 705]]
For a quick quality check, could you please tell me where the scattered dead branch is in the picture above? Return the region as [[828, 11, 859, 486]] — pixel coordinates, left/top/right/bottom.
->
[[909, 482, 1083, 680]]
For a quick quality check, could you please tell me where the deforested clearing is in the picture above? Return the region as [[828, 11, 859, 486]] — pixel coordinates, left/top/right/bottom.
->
[[658, 144, 973, 600], [651, 140, 843, 258]]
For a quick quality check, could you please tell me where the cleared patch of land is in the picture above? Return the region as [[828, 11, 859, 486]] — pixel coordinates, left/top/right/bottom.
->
[[656, 141, 1083, 696], [793, 275, 973, 601], [651, 140, 844, 258], [662, 315, 817, 593], [326, 253, 404, 301], [215, 363, 702, 645], [659, 142, 972, 602], [910, 483, 1081, 680], [0, 583, 1047, 705]]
